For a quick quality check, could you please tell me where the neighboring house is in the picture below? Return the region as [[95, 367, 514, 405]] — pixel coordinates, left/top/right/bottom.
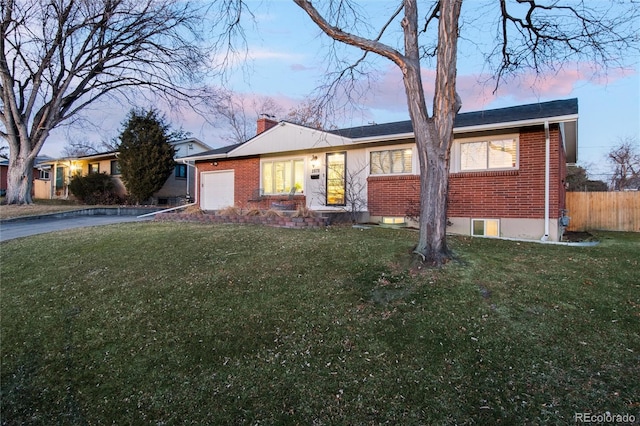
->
[[184, 99, 578, 242], [35, 138, 211, 204], [1, 156, 53, 197]]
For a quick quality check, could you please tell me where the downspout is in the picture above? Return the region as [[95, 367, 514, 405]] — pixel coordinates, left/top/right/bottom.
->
[[180, 159, 192, 201], [51, 161, 57, 199], [194, 162, 199, 205], [541, 121, 550, 241], [186, 161, 190, 201]]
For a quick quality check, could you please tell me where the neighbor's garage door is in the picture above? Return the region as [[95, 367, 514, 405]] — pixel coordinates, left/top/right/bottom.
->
[[201, 171, 234, 210]]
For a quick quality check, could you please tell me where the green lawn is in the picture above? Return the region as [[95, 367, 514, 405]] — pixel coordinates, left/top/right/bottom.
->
[[1, 223, 638, 424]]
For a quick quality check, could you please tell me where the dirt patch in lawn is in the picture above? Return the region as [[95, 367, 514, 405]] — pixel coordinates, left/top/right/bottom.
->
[[562, 231, 597, 242]]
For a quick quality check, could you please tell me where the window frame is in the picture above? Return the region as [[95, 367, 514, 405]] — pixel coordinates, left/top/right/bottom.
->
[[88, 162, 100, 174], [175, 163, 187, 179], [260, 157, 306, 195], [471, 218, 500, 237], [368, 145, 415, 176], [453, 134, 519, 173], [110, 160, 121, 176], [38, 169, 50, 180], [326, 151, 346, 206]]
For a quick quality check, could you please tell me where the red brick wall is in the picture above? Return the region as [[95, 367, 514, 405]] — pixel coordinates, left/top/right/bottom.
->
[[195, 157, 306, 209], [368, 126, 566, 219], [367, 175, 421, 217], [196, 157, 260, 207], [196, 126, 568, 219], [0, 165, 7, 191], [257, 118, 278, 134]]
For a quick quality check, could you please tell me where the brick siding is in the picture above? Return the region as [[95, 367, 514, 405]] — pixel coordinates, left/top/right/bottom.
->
[[368, 126, 566, 219], [197, 126, 567, 220], [197, 157, 260, 207], [196, 157, 305, 209]]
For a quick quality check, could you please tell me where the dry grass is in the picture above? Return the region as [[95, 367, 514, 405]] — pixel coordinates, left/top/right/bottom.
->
[[0, 200, 83, 219], [217, 206, 242, 216], [262, 208, 283, 217], [245, 208, 262, 216], [291, 205, 316, 218], [182, 205, 205, 215]]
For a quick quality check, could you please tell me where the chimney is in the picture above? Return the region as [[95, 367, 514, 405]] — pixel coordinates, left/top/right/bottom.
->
[[257, 114, 278, 135]]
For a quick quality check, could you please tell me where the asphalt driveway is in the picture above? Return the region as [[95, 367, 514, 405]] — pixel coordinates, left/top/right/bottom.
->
[[0, 214, 153, 242]]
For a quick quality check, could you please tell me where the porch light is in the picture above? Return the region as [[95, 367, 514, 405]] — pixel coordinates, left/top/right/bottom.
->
[[310, 155, 319, 168]]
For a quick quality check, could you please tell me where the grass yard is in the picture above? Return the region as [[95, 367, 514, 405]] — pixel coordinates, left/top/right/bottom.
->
[[1, 223, 638, 424]]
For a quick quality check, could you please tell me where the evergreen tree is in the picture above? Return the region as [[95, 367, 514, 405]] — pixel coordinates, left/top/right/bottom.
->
[[566, 165, 608, 192], [117, 109, 176, 204]]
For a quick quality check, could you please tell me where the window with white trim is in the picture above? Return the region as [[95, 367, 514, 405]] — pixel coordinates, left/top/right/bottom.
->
[[459, 138, 518, 171], [370, 148, 413, 175], [262, 159, 305, 194], [38, 169, 50, 180], [472, 219, 500, 237]]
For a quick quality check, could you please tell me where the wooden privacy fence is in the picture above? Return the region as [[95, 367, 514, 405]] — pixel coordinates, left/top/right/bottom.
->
[[566, 192, 640, 232]]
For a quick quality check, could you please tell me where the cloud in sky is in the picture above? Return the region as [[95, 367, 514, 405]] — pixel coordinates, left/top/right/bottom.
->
[[40, 58, 636, 158], [290, 63, 315, 72], [359, 62, 637, 116]]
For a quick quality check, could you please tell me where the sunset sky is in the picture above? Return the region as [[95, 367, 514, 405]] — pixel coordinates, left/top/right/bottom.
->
[[42, 1, 639, 181]]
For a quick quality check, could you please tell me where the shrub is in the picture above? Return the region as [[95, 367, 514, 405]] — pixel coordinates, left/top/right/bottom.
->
[[68, 173, 121, 205], [218, 206, 242, 216], [183, 205, 204, 215], [291, 205, 316, 218], [262, 209, 283, 218]]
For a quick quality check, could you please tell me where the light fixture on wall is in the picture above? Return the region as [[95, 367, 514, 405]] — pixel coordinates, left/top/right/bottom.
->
[[211, 161, 218, 166], [310, 155, 319, 168]]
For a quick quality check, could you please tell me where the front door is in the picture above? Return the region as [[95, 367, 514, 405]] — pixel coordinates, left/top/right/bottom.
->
[[326, 152, 346, 206]]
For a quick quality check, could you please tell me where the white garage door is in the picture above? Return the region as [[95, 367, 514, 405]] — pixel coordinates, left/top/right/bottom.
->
[[201, 171, 234, 210]]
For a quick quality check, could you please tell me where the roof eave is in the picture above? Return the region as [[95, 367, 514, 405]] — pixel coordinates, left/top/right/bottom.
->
[[453, 114, 579, 134], [347, 114, 579, 144], [181, 153, 229, 162]]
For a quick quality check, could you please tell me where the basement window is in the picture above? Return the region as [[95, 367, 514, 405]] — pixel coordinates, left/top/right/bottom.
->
[[472, 219, 499, 237], [381, 217, 406, 226]]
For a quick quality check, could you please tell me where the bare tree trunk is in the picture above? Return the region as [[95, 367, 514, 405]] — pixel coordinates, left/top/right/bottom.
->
[[6, 152, 34, 204], [403, 0, 461, 264], [293, 0, 462, 264]]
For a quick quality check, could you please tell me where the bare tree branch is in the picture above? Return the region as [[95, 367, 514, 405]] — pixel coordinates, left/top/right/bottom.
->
[[0, 0, 221, 203], [492, 0, 640, 89]]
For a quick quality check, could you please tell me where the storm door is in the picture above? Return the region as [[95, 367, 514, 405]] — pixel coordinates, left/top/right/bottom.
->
[[326, 152, 346, 206]]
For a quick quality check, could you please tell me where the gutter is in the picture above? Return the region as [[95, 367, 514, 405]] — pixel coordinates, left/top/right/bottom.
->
[[349, 114, 579, 145], [541, 121, 550, 241], [452, 114, 579, 136]]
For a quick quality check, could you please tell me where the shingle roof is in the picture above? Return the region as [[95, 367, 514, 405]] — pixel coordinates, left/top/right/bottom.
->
[[185, 98, 579, 160], [330, 98, 578, 139], [189, 142, 246, 158]]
